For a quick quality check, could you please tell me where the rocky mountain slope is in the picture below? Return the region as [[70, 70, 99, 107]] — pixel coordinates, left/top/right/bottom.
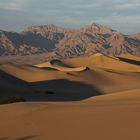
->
[[0, 23, 140, 57]]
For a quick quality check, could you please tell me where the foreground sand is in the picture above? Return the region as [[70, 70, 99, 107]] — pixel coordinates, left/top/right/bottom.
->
[[0, 53, 140, 139], [0, 88, 140, 140]]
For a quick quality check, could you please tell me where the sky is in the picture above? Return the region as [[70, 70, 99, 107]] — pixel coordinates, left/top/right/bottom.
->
[[0, 0, 140, 34]]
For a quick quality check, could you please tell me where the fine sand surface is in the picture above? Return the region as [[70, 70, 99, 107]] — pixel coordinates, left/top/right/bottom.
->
[[0, 53, 140, 101], [0, 88, 140, 140], [0, 53, 140, 139], [36, 59, 87, 72]]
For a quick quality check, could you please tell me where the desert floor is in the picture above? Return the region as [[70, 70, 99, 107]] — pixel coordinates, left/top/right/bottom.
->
[[0, 53, 140, 140]]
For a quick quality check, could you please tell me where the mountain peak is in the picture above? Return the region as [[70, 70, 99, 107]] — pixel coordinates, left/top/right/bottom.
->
[[0, 23, 140, 57], [81, 23, 115, 34]]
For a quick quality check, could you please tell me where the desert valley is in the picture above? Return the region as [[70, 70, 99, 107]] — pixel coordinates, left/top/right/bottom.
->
[[0, 24, 140, 140]]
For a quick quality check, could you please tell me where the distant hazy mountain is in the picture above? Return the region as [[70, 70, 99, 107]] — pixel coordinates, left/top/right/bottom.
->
[[0, 23, 140, 57]]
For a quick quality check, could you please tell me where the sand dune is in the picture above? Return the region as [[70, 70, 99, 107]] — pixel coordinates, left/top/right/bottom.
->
[[1, 88, 140, 140], [60, 53, 140, 72], [119, 53, 140, 61], [0, 53, 140, 139], [118, 53, 140, 66], [36, 59, 87, 72], [0, 54, 140, 102], [0, 63, 67, 82]]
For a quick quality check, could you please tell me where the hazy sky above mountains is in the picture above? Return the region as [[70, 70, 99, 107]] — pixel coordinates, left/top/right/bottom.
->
[[0, 0, 140, 34]]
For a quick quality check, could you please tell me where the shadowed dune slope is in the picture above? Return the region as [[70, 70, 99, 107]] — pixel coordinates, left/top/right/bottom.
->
[[30, 79, 101, 101], [119, 54, 140, 61], [0, 69, 54, 101], [0, 71, 101, 101], [118, 54, 140, 66]]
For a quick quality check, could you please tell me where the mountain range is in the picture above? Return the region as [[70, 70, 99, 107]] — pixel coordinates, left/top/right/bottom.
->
[[0, 23, 140, 58]]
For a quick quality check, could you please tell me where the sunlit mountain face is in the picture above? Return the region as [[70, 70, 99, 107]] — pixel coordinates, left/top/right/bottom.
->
[[0, 23, 140, 58]]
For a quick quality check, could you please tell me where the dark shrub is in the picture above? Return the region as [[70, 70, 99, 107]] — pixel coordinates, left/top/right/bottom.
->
[[45, 91, 55, 94]]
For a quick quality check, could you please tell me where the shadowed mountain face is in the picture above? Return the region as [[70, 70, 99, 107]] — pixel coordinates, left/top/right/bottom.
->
[[0, 23, 140, 57]]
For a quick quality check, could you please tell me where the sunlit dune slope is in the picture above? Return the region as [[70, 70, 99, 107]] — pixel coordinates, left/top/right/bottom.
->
[[0, 63, 67, 82], [36, 59, 87, 72], [85, 88, 140, 102], [59, 53, 140, 72]]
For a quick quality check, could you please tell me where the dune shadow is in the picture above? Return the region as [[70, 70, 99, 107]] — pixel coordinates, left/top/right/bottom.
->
[[42, 67, 58, 71], [0, 70, 101, 102], [103, 69, 125, 75], [0, 70, 51, 102], [0, 135, 37, 140], [118, 57, 140, 66], [0, 69, 32, 100], [30, 79, 101, 101], [16, 135, 37, 140], [0, 69, 51, 102], [50, 59, 74, 68]]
